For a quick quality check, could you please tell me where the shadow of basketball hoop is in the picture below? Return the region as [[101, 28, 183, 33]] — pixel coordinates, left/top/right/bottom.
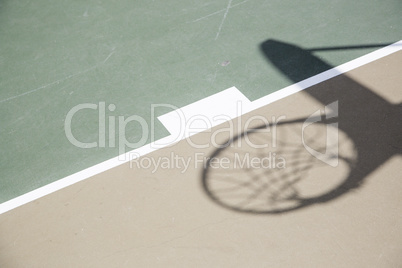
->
[[201, 40, 402, 214]]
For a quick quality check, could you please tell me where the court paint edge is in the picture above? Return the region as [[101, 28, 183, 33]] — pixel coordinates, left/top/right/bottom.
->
[[1, 40, 401, 215]]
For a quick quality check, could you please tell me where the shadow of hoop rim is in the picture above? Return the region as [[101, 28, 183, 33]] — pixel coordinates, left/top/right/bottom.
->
[[201, 117, 359, 214]]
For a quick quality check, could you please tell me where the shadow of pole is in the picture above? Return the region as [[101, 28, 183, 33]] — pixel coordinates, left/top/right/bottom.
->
[[201, 40, 401, 214]]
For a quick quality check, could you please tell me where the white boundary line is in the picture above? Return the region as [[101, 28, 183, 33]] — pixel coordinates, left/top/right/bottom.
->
[[0, 40, 401, 215]]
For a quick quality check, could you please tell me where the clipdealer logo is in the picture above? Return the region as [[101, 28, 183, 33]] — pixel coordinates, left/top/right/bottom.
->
[[64, 101, 338, 167]]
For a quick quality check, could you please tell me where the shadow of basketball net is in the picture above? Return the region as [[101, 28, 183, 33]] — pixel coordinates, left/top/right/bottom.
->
[[202, 40, 401, 214]]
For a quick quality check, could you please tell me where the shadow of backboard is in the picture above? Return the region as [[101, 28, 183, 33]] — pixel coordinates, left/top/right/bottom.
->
[[202, 40, 402, 214]]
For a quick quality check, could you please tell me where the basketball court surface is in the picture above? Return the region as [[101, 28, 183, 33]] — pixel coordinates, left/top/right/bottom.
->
[[0, 1, 401, 267]]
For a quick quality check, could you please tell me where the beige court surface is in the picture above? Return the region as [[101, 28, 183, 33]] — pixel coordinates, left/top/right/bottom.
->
[[0, 52, 401, 267]]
